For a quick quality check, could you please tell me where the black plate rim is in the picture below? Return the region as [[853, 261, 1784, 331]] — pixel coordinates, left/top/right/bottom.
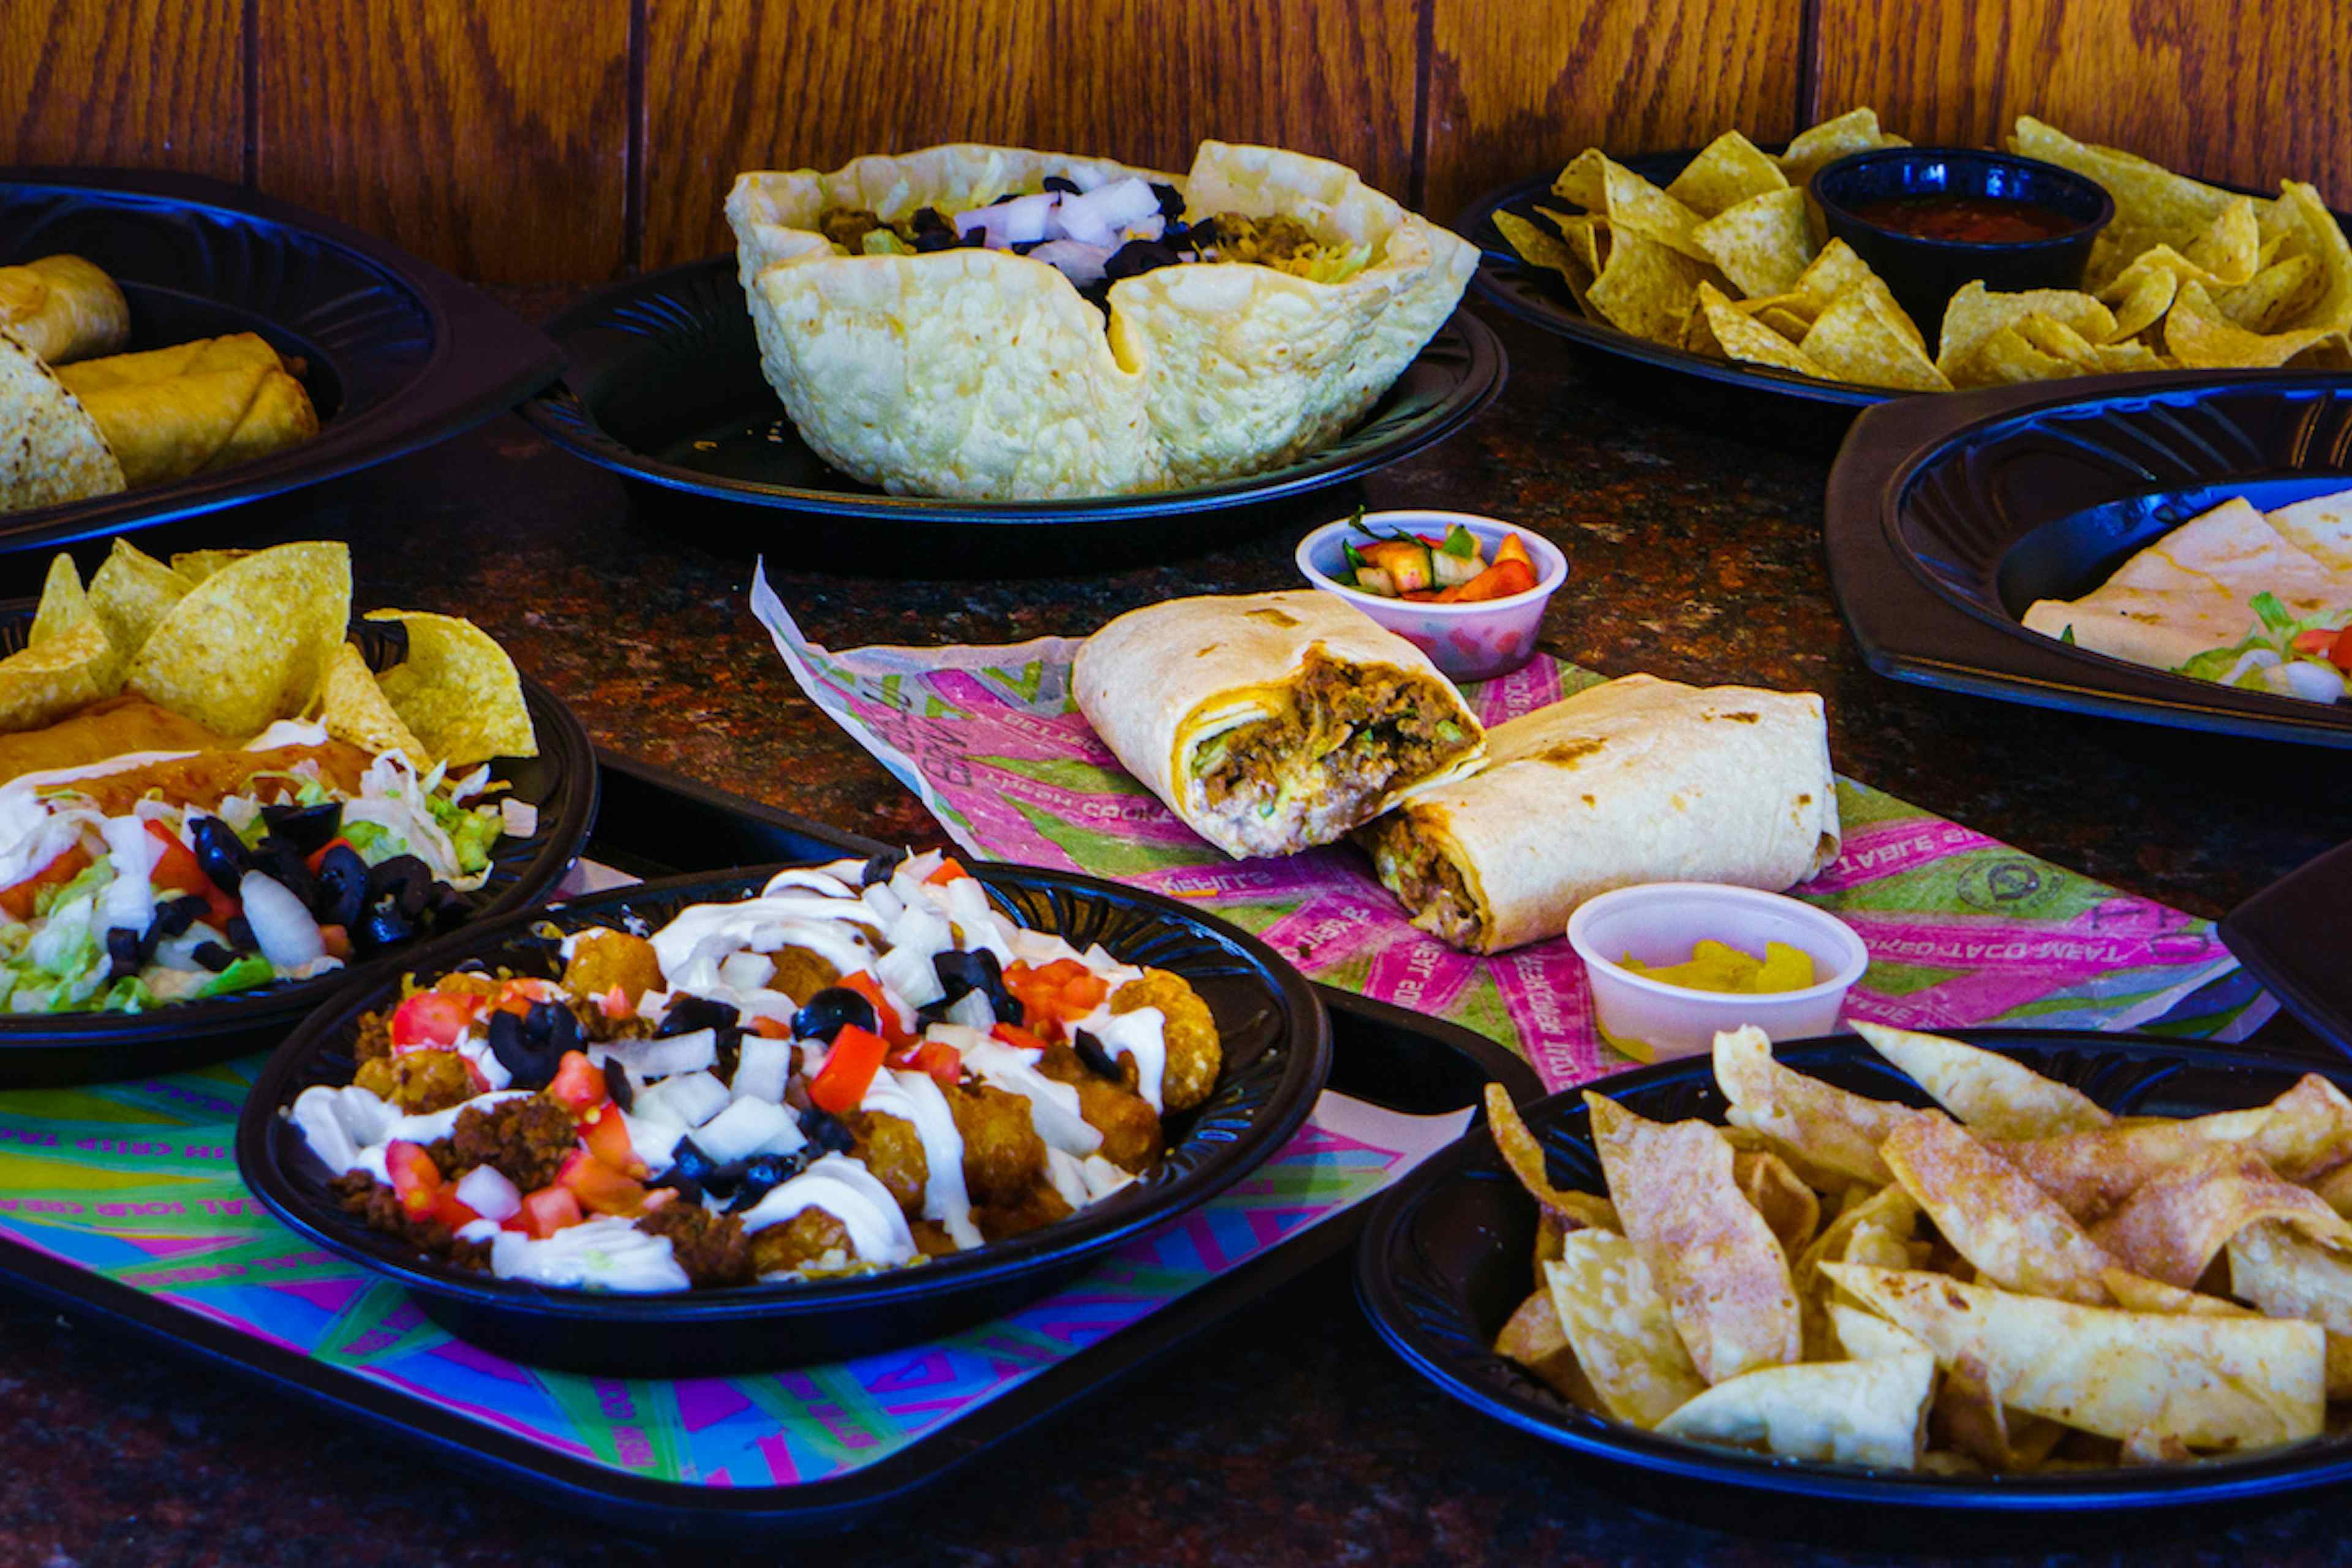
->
[[0, 165, 564, 553], [1823, 368, 2352, 748], [0, 597, 600, 1049], [236, 859, 1333, 1328], [1356, 1028, 2352, 1511], [1458, 155, 2352, 412], [517, 254, 1505, 522], [2221, 839, 2352, 1057]]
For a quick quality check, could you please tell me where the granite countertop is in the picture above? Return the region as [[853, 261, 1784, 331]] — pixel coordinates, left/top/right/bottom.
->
[[1, 300, 2346, 1566]]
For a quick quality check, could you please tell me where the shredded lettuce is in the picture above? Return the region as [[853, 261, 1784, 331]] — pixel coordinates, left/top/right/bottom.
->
[[428, 794, 500, 875], [198, 955, 276, 998], [97, 975, 157, 1013], [341, 820, 397, 862], [1298, 244, 1373, 285]]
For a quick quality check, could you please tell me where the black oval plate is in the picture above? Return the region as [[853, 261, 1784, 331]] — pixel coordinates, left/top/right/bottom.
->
[[2223, 840, 2352, 1057], [0, 167, 562, 552], [519, 255, 1504, 532], [1825, 368, 2352, 748], [1358, 1030, 2352, 1513], [239, 861, 1332, 1377], [0, 600, 598, 1083]]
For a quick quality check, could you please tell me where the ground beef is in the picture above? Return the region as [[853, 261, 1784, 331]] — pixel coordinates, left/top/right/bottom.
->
[[327, 1170, 490, 1272], [448, 1094, 578, 1193], [1359, 816, 1485, 949], [763, 946, 842, 1007], [750, 1208, 856, 1275], [636, 1202, 753, 1287], [353, 1049, 476, 1114], [1109, 969, 1223, 1114]]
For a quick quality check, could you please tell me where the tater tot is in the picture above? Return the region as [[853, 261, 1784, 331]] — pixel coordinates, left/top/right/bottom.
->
[[562, 929, 664, 1008], [1111, 968, 1223, 1112]]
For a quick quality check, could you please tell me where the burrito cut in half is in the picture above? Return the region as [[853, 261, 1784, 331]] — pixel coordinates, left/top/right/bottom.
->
[[1359, 673, 1842, 953], [1075, 589, 1486, 859]]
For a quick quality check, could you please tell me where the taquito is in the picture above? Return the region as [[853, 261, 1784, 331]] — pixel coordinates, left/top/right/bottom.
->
[[1075, 590, 1485, 859], [1359, 673, 1841, 953], [0, 255, 129, 365], [59, 336, 318, 488]]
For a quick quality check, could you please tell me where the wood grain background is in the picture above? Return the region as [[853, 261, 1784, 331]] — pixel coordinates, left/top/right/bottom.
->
[[1, 0, 2345, 282]]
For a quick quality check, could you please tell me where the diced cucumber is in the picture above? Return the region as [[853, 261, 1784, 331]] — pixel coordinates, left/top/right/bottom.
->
[[1439, 523, 1481, 559], [1362, 540, 1435, 592], [1432, 548, 1483, 587], [1352, 565, 1398, 596]]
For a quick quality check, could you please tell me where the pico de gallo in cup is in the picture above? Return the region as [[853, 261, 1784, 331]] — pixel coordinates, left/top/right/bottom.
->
[[1296, 510, 1567, 682]]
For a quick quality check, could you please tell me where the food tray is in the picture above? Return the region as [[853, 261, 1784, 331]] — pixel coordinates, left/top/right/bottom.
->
[[0, 752, 1531, 1537], [2223, 838, 2352, 1056], [0, 167, 563, 551]]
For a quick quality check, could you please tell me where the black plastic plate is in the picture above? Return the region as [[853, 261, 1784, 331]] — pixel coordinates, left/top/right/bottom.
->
[[1825, 369, 2352, 747], [519, 256, 1504, 538], [1359, 1030, 2352, 1513], [0, 167, 562, 550], [0, 600, 599, 1083], [2223, 839, 2352, 1055]]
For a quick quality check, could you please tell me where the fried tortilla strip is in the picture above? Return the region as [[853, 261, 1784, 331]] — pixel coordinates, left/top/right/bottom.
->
[[1542, 1235, 1706, 1428], [2307, 1162, 2352, 1219], [1494, 1286, 1600, 1406], [2101, 1268, 2256, 1319], [2092, 1144, 2352, 1289], [1714, 1025, 1923, 1186], [1733, 1148, 1820, 1259], [1998, 1074, 2352, 1223], [1587, 1091, 1802, 1383], [2228, 1221, 2352, 1399], [1881, 1115, 2121, 1305], [1824, 1264, 2324, 1449], [1929, 1352, 2067, 1474], [1852, 1022, 2111, 1140], [1826, 1300, 1927, 1360], [1483, 1084, 1617, 1232], [1654, 1352, 1934, 1470]]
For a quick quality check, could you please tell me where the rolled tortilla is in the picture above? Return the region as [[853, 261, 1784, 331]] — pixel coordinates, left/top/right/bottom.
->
[[1358, 673, 1842, 953], [53, 331, 291, 395], [0, 323, 126, 514], [0, 255, 130, 365], [1074, 590, 1486, 859], [62, 354, 318, 488]]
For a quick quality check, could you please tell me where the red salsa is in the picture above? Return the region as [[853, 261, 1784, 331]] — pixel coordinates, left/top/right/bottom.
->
[[1847, 195, 2081, 244]]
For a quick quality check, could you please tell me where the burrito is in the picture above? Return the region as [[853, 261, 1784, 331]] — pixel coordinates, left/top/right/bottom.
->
[[1074, 590, 1486, 859], [56, 334, 318, 488], [1359, 674, 1841, 953], [0, 255, 129, 366], [0, 324, 125, 514]]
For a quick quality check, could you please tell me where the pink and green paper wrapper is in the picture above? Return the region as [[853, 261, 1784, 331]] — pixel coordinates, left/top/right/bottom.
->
[[753, 567, 2267, 1093]]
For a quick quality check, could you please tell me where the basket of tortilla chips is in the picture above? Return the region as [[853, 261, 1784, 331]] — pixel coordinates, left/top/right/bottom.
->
[[1474, 109, 2352, 400], [725, 141, 1477, 500]]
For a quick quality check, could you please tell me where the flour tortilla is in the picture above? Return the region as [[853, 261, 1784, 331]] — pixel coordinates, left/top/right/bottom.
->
[[0, 323, 126, 514], [2021, 497, 2352, 669], [1360, 674, 1841, 953], [1074, 590, 1486, 861]]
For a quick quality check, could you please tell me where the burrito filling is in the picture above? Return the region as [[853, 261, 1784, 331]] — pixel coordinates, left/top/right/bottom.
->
[[1186, 655, 1475, 854], [1360, 816, 1485, 949]]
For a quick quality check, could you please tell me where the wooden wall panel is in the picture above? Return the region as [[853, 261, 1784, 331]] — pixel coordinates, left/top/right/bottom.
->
[[1816, 0, 2352, 209], [640, 0, 1420, 268], [252, 0, 632, 283], [0, 0, 244, 179], [1420, 0, 1806, 227]]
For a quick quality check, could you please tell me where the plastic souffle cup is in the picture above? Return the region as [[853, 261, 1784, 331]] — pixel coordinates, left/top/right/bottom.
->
[[1565, 883, 1870, 1063], [1295, 510, 1567, 683]]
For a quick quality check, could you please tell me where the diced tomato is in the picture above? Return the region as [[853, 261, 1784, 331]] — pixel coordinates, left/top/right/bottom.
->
[[889, 1038, 964, 1087], [385, 1140, 442, 1218], [491, 976, 563, 1017], [809, 1023, 889, 1115], [462, 1057, 492, 1095], [596, 984, 635, 1020], [2291, 629, 2338, 655], [581, 1104, 643, 1175], [991, 1022, 1052, 1055], [0, 845, 92, 922], [1001, 958, 1109, 1039], [304, 835, 355, 876], [390, 988, 482, 1050], [428, 1188, 481, 1232], [1435, 557, 1539, 604], [838, 970, 913, 1048], [2336, 633, 2352, 676], [513, 1184, 584, 1238], [546, 1050, 607, 1117], [747, 1014, 794, 1039], [924, 857, 974, 886], [141, 823, 240, 928], [317, 924, 352, 960], [556, 1149, 648, 1216]]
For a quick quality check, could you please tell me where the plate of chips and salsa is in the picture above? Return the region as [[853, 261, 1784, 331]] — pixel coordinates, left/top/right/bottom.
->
[[0, 537, 596, 1082]]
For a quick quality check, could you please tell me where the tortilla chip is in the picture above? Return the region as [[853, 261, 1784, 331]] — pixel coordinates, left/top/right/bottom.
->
[[2272, 182, 2352, 333], [1825, 1263, 2323, 1448], [1665, 131, 1790, 220], [2090, 1142, 2352, 1289], [1554, 150, 1711, 264], [1936, 282, 2117, 386], [1542, 1235, 1707, 1427], [1733, 1147, 1820, 1259], [1971, 325, 2083, 385], [2166, 277, 2352, 369], [168, 548, 251, 584], [1751, 303, 1814, 341], [2103, 263, 2179, 341], [1696, 282, 1828, 377], [2217, 253, 2323, 335], [1494, 209, 1586, 301], [2092, 341, 2170, 374], [1494, 1286, 1600, 1405], [28, 552, 121, 695], [1852, 1022, 2111, 1140], [1586, 226, 1714, 344], [2185, 197, 2264, 287], [1882, 1115, 2122, 1305], [126, 540, 351, 737], [1788, 239, 1881, 317], [0, 619, 113, 732], [1692, 187, 1815, 300], [312, 641, 428, 760], [2227, 1221, 2352, 1398], [0, 322, 126, 514], [1541, 208, 1605, 275], [1483, 1084, 1617, 1232], [1654, 1352, 1934, 1469], [1714, 1025, 1920, 1186], [86, 538, 193, 663], [1587, 1091, 1803, 1383], [1778, 108, 1910, 188], [2018, 314, 2110, 371], [2007, 117, 2239, 245], [366, 610, 539, 766], [1798, 285, 1949, 391]]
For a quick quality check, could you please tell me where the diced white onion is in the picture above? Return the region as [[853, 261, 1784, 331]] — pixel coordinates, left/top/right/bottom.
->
[[946, 989, 996, 1032], [238, 872, 323, 969], [454, 1165, 522, 1222]]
